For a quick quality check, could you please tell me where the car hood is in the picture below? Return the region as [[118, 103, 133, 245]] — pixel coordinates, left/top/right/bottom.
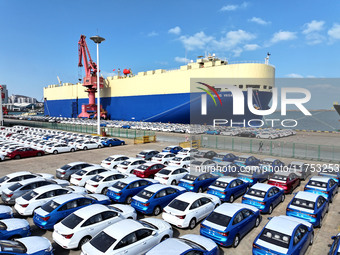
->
[[288, 204, 314, 214], [82, 241, 106, 255], [54, 221, 75, 235], [18, 236, 52, 254], [203, 219, 227, 232], [243, 194, 265, 202], [181, 234, 217, 251], [86, 194, 109, 202], [0, 205, 12, 215], [3, 219, 29, 231], [141, 218, 171, 232], [255, 239, 288, 255], [35, 207, 50, 217]]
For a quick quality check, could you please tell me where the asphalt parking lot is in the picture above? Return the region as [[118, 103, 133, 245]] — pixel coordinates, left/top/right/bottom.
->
[[0, 139, 339, 255]]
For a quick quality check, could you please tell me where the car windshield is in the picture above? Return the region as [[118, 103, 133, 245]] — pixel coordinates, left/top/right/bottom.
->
[[0, 222, 7, 230], [248, 188, 266, 198], [60, 164, 70, 170], [120, 161, 131, 166], [158, 169, 171, 175], [136, 190, 154, 199], [104, 157, 114, 161], [0, 176, 9, 183], [164, 147, 173, 150], [271, 175, 288, 181], [22, 190, 38, 201], [262, 160, 274, 165], [0, 240, 27, 253], [172, 157, 182, 162], [139, 220, 159, 230], [168, 199, 189, 211], [61, 214, 83, 229], [41, 200, 60, 213], [8, 183, 23, 191], [76, 170, 86, 176], [211, 180, 229, 189], [112, 182, 127, 190], [259, 228, 291, 249], [183, 175, 197, 181], [191, 161, 203, 166], [90, 231, 116, 252], [139, 151, 147, 155], [154, 154, 163, 158], [288, 164, 302, 170], [237, 157, 247, 163], [180, 238, 206, 250], [90, 175, 104, 182], [137, 165, 148, 170], [206, 212, 231, 227], [308, 180, 328, 188], [291, 198, 315, 210]]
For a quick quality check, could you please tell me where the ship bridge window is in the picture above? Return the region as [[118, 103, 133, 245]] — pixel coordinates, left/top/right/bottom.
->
[[269, 86, 272, 89], [239, 85, 243, 89], [264, 86, 267, 89], [214, 87, 221, 92], [246, 85, 260, 89]]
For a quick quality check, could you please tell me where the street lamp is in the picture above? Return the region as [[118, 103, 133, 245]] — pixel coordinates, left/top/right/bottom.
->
[[90, 35, 105, 135]]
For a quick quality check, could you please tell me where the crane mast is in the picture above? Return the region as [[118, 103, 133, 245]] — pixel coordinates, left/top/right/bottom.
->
[[77, 35, 107, 119]]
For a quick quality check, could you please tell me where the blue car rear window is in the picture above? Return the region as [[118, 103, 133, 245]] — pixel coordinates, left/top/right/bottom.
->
[[206, 212, 231, 227], [291, 198, 315, 210], [259, 228, 290, 249], [248, 189, 266, 198], [183, 175, 197, 181]]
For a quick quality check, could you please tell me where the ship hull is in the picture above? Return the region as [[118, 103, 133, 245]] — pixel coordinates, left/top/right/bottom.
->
[[334, 104, 340, 116], [44, 90, 272, 124]]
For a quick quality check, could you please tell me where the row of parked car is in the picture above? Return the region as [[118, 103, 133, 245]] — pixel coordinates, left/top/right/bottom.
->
[[0, 126, 125, 161], [7, 115, 296, 139]]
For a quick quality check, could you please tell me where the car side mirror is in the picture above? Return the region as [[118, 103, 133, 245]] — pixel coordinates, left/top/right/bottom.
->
[[267, 217, 273, 220], [151, 231, 157, 236], [331, 236, 336, 240]]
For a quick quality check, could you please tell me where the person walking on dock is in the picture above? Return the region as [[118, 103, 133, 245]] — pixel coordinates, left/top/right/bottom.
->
[[258, 141, 263, 153]]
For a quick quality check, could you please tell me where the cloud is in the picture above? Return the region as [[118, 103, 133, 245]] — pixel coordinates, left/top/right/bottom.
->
[[179, 31, 214, 51], [244, 44, 260, 51], [309, 84, 339, 90], [302, 20, 325, 34], [147, 31, 158, 37], [270, 30, 297, 44], [213, 29, 256, 50], [232, 48, 243, 57], [328, 23, 340, 41], [305, 33, 326, 45], [249, 17, 270, 25], [168, 26, 181, 35], [220, 2, 248, 11], [174, 57, 190, 63], [286, 73, 304, 78]]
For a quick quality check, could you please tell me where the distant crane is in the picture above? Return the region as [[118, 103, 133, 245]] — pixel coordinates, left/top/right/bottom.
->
[[57, 76, 62, 86], [77, 35, 107, 119]]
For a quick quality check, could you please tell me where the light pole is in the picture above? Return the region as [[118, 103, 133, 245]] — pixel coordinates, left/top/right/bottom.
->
[[90, 35, 105, 135], [0, 86, 3, 127]]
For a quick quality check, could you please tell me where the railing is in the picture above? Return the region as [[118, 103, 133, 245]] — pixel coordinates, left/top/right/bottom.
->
[[200, 135, 340, 162]]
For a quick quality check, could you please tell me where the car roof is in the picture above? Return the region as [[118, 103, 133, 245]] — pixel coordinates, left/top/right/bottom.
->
[[192, 158, 211, 162], [309, 176, 331, 183], [66, 162, 88, 166], [52, 193, 84, 204], [74, 204, 109, 218], [156, 152, 174, 156], [216, 176, 237, 182], [175, 192, 207, 202], [139, 150, 156, 153], [295, 191, 320, 201], [162, 166, 186, 171], [265, 216, 306, 235], [96, 171, 121, 177], [289, 161, 305, 165], [143, 184, 171, 192], [251, 183, 273, 192], [119, 176, 142, 184], [164, 145, 177, 148], [17, 177, 46, 186], [34, 184, 64, 194], [82, 165, 104, 171], [6, 171, 33, 178], [239, 154, 252, 158], [108, 155, 126, 158], [262, 158, 277, 162], [214, 203, 257, 217], [104, 219, 145, 239]]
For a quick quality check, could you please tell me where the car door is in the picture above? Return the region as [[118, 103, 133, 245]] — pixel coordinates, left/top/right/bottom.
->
[[200, 197, 214, 219], [272, 187, 281, 206], [134, 228, 155, 253], [292, 225, 308, 255], [266, 188, 276, 207], [189, 199, 203, 220], [232, 211, 245, 237], [329, 179, 337, 198], [316, 196, 327, 218], [240, 209, 255, 235], [114, 232, 138, 255], [57, 199, 79, 219], [154, 189, 167, 209], [81, 212, 105, 237]]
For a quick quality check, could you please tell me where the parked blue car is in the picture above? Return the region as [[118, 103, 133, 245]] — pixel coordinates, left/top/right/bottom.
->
[[131, 184, 186, 215], [286, 191, 329, 227], [0, 219, 30, 240], [33, 193, 110, 230], [200, 203, 261, 247], [0, 236, 53, 255], [237, 167, 270, 185], [106, 177, 159, 204], [0, 205, 13, 219], [319, 167, 340, 186], [205, 130, 220, 135], [213, 153, 237, 163], [328, 233, 340, 255], [162, 145, 182, 154], [234, 155, 260, 167], [253, 215, 313, 255], [215, 162, 241, 177], [304, 176, 338, 203], [101, 138, 125, 147], [178, 173, 218, 193], [259, 158, 285, 172], [146, 234, 219, 255], [242, 183, 285, 214], [207, 176, 249, 202]]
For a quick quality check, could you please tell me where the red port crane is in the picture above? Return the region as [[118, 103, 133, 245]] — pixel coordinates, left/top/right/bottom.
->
[[0, 86, 8, 116], [77, 35, 107, 119]]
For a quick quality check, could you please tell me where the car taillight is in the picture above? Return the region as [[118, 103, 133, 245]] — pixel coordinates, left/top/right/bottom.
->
[[176, 215, 185, 219], [286, 208, 292, 211], [6, 193, 13, 197], [116, 192, 121, 196], [60, 171, 66, 175], [176, 163, 180, 165], [123, 167, 128, 169], [253, 243, 261, 249], [218, 231, 229, 236], [307, 213, 317, 218], [76, 178, 82, 181], [62, 233, 74, 239], [141, 203, 150, 206], [41, 216, 50, 221], [163, 177, 169, 180], [21, 204, 28, 208], [321, 191, 329, 194], [259, 202, 266, 205], [92, 184, 99, 188], [106, 163, 111, 165]]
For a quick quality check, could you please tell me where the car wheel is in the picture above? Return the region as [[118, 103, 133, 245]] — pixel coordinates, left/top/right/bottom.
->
[[9, 235, 21, 241], [189, 218, 196, 230], [53, 150, 58, 155], [83, 147, 88, 151], [310, 232, 314, 245], [165, 162, 169, 165], [78, 236, 91, 249], [183, 165, 187, 168], [121, 142, 124, 145], [330, 195, 333, 203], [161, 235, 169, 242], [255, 216, 261, 227], [268, 205, 273, 214], [171, 180, 177, 185], [97, 145, 101, 148], [153, 206, 161, 216], [37, 152, 43, 156], [126, 196, 132, 204], [319, 217, 323, 228], [70, 148, 75, 152], [108, 143, 112, 147], [198, 187, 203, 193], [233, 234, 240, 248], [281, 194, 285, 202], [229, 195, 234, 203], [102, 188, 108, 195], [113, 165, 118, 169], [14, 155, 21, 159]]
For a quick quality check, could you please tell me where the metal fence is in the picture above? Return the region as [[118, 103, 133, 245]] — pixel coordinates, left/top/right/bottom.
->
[[200, 135, 340, 162], [5, 120, 155, 139]]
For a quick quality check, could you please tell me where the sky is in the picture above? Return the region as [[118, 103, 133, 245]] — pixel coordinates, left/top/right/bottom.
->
[[1, 0, 340, 109]]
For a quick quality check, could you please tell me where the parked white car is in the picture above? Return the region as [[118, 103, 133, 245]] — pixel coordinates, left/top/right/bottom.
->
[[154, 167, 190, 185], [81, 218, 173, 255], [101, 155, 130, 170], [151, 152, 176, 165], [76, 140, 102, 150], [116, 158, 147, 174], [162, 192, 221, 229], [70, 166, 108, 187], [177, 148, 199, 157], [45, 143, 76, 154], [53, 204, 137, 249], [85, 171, 128, 194], [168, 155, 192, 168]]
